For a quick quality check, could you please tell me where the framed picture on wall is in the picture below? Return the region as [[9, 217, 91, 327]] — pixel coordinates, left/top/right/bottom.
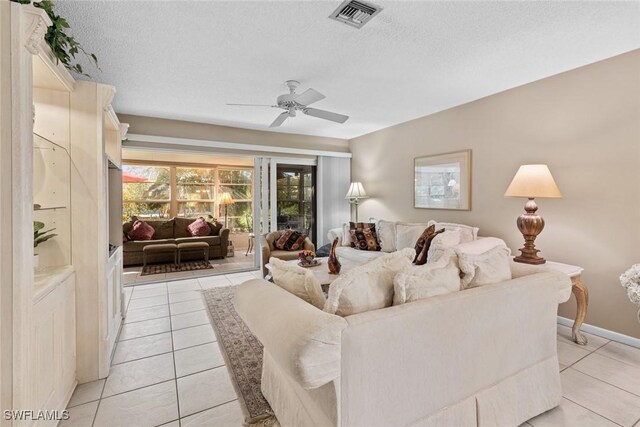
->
[[414, 150, 471, 210]]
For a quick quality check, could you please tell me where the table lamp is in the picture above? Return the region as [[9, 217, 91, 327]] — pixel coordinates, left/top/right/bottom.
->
[[345, 182, 368, 222], [504, 164, 562, 264], [218, 191, 235, 229]]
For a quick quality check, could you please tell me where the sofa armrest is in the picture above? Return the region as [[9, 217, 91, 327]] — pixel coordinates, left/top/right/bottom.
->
[[235, 279, 348, 389], [259, 234, 271, 277], [327, 227, 343, 246], [219, 228, 230, 253]]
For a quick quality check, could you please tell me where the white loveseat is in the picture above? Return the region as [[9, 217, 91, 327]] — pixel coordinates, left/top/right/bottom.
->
[[235, 261, 571, 427]]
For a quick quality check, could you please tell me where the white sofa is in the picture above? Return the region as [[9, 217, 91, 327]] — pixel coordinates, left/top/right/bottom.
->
[[235, 261, 572, 427], [328, 219, 481, 263]]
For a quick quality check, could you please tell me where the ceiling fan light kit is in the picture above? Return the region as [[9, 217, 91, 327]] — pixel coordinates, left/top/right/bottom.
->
[[227, 80, 349, 128]]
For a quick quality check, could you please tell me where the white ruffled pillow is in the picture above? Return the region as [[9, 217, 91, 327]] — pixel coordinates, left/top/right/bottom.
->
[[457, 245, 512, 289], [269, 257, 326, 309], [393, 250, 462, 305], [376, 220, 397, 252], [427, 229, 462, 262], [427, 221, 479, 243], [324, 248, 415, 316]]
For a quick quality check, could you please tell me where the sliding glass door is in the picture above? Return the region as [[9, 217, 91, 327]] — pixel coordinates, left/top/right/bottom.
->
[[274, 164, 316, 243]]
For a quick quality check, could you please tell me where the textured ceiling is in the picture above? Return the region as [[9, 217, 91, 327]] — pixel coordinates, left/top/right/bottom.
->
[[56, 1, 640, 139]]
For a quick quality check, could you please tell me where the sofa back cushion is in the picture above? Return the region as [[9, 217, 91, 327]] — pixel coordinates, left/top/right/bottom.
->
[[427, 221, 479, 243], [269, 257, 326, 309], [394, 249, 461, 305], [395, 222, 430, 251], [173, 217, 195, 238], [146, 218, 175, 240], [208, 220, 223, 236], [324, 248, 415, 316]]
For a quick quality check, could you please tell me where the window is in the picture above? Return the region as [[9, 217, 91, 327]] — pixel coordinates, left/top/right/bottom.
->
[[122, 165, 171, 219], [176, 167, 216, 218], [218, 169, 253, 231], [122, 162, 253, 232]]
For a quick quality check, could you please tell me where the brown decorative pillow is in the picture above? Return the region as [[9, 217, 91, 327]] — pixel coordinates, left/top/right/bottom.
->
[[349, 222, 381, 251], [207, 220, 223, 236], [414, 227, 445, 265], [274, 230, 307, 251]]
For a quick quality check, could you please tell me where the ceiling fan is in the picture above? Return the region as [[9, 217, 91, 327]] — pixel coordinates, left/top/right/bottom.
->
[[227, 80, 349, 128]]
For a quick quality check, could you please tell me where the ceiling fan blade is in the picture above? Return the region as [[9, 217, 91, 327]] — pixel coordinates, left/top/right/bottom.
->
[[293, 88, 326, 106], [269, 112, 289, 128], [303, 108, 349, 124], [226, 103, 275, 107]]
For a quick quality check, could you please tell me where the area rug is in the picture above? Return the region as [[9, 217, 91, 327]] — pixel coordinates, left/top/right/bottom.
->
[[140, 260, 213, 276], [202, 286, 277, 426]]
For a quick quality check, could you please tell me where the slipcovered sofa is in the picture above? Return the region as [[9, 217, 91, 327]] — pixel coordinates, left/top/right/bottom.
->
[[122, 217, 229, 266], [328, 219, 480, 263], [235, 261, 571, 427], [260, 230, 315, 277]]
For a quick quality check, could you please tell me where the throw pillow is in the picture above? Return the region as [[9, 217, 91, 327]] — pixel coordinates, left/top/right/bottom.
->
[[393, 250, 462, 305], [187, 218, 211, 237], [457, 245, 512, 289], [376, 220, 397, 252], [413, 226, 445, 265], [274, 230, 307, 251], [207, 220, 223, 236], [427, 229, 462, 263], [427, 220, 479, 243], [269, 257, 326, 309], [395, 222, 430, 251], [324, 248, 415, 316], [349, 224, 381, 251], [127, 220, 155, 241]]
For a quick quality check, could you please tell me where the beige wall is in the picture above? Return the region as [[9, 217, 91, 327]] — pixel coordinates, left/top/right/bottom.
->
[[350, 50, 640, 339], [119, 114, 349, 153]]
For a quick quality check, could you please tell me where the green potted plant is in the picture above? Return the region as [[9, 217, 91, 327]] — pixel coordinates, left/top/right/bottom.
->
[[34, 221, 57, 269]]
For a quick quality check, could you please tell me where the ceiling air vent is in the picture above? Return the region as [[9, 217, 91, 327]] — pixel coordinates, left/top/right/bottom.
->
[[329, 0, 382, 29]]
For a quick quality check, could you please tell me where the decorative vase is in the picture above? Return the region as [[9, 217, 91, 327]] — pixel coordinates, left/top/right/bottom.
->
[[328, 237, 341, 275]]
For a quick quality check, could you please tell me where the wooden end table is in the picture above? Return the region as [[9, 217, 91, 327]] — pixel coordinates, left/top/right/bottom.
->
[[544, 261, 589, 345]]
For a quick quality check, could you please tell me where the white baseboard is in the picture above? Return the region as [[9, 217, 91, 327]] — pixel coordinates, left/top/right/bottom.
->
[[558, 316, 640, 349]]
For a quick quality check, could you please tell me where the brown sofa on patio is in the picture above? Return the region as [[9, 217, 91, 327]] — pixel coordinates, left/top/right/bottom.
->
[[123, 216, 229, 267]]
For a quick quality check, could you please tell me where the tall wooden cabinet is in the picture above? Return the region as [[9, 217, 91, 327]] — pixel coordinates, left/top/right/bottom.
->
[[1, 3, 128, 421], [70, 81, 128, 381]]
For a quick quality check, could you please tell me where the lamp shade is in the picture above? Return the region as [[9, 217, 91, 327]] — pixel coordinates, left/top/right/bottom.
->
[[504, 165, 562, 198], [345, 182, 368, 200], [218, 191, 234, 205]]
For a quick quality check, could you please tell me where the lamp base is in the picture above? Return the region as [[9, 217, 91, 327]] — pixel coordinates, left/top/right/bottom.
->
[[513, 198, 546, 265]]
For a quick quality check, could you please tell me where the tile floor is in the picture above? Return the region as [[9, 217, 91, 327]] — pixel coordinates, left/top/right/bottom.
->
[[64, 272, 640, 427]]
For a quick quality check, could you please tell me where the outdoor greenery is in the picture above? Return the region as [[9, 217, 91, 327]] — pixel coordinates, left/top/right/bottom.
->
[[122, 164, 254, 232], [10, 0, 99, 77]]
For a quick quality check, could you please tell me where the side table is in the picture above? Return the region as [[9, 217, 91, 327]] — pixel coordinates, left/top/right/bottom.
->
[[545, 261, 589, 345]]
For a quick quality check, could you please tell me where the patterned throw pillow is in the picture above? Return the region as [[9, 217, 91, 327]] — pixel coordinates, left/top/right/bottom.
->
[[413, 226, 445, 265], [187, 218, 211, 237], [349, 222, 381, 251], [274, 230, 307, 251], [127, 220, 155, 241]]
